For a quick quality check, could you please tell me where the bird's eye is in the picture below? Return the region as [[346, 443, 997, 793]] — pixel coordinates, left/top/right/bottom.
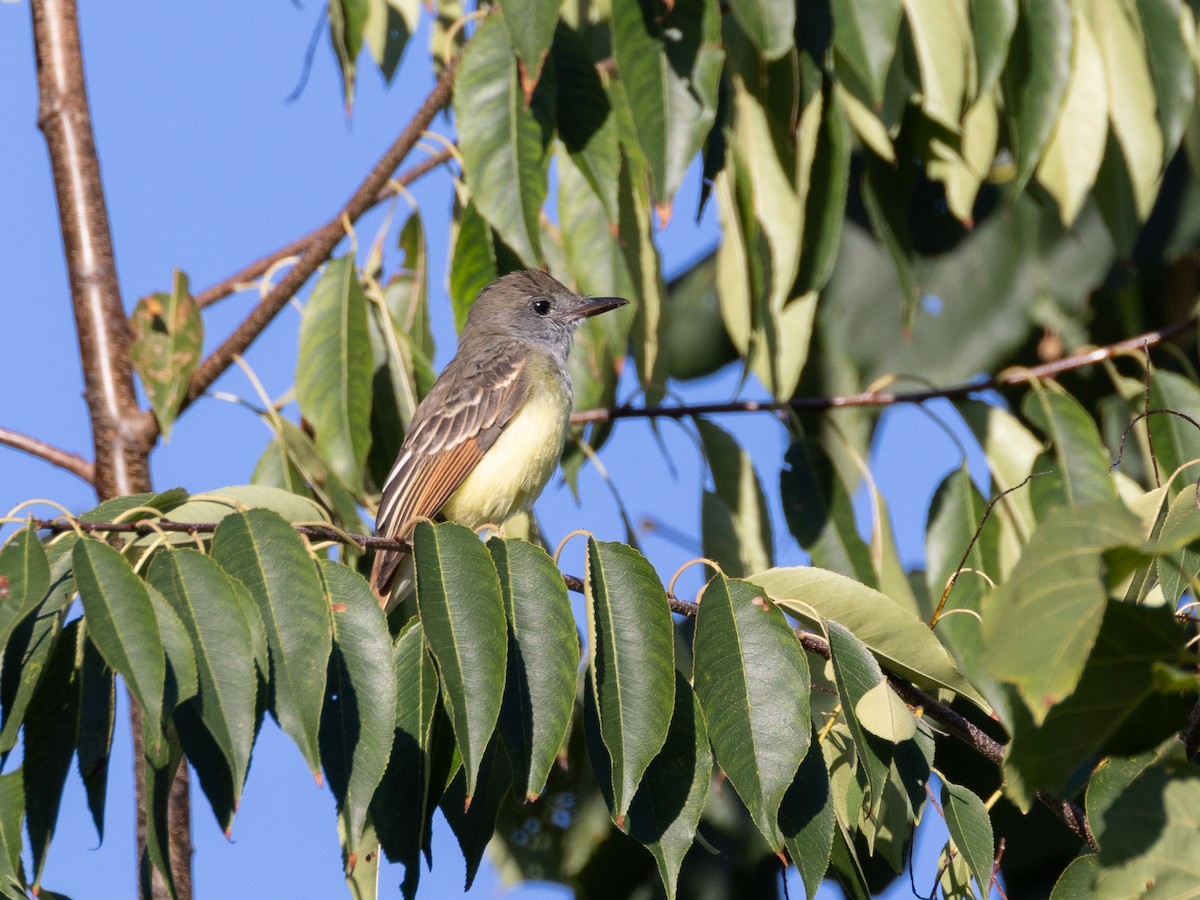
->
[[531, 299, 552, 316]]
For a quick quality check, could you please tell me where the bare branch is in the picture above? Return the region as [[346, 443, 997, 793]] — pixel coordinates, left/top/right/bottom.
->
[[192, 147, 456, 310], [569, 317, 1197, 426], [181, 62, 459, 412], [0, 427, 94, 484]]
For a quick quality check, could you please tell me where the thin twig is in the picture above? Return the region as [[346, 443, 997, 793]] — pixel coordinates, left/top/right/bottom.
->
[[568, 318, 1197, 426], [181, 61, 459, 412], [0, 427, 95, 485], [1181, 697, 1200, 761], [192, 147, 455, 310]]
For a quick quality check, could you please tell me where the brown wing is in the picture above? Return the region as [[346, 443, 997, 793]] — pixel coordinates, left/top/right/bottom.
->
[[370, 343, 529, 600]]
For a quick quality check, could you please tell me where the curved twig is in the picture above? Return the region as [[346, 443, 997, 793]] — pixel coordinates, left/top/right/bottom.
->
[[0, 427, 95, 485]]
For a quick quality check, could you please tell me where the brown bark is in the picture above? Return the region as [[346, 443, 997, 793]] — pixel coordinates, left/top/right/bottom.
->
[[29, 1, 189, 897]]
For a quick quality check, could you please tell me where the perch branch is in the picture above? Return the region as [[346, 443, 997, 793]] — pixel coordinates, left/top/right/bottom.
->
[[0, 427, 94, 485]]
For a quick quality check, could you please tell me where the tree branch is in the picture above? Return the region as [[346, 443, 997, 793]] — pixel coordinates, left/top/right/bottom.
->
[[569, 314, 1198, 426], [192, 147, 456, 311], [0, 427, 94, 485], [180, 62, 458, 412]]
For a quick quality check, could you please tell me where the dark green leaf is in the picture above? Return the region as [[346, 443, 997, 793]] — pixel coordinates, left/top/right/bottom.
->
[[296, 255, 374, 492], [1002, 0, 1073, 193], [693, 574, 809, 848], [455, 13, 548, 266], [626, 672, 711, 899], [488, 538, 577, 801], [969, 0, 1017, 95], [75, 629, 114, 842], [212, 509, 332, 776], [0, 527, 50, 655], [1086, 750, 1157, 848], [440, 734, 513, 889], [0, 769, 25, 898], [319, 561, 396, 867], [829, 0, 903, 104], [585, 538, 675, 823], [502, 0, 562, 93], [25, 618, 79, 888], [129, 270, 201, 440], [981, 503, 1143, 726], [727, 0, 794, 61], [73, 539, 166, 756], [780, 731, 836, 900], [610, 0, 724, 208], [1147, 370, 1200, 488], [662, 256, 739, 381], [329, 0, 369, 109], [795, 81, 851, 295], [146, 549, 258, 827], [371, 619, 439, 897], [413, 522, 506, 800], [139, 727, 184, 900], [365, 0, 418, 82], [1022, 390, 1118, 508], [147, 583, 198, 713], [448, 200, 498, 332], [1138, 0, 1196, 154], [697, 419, 773, 578], [942, 779, 995, 900], [1003, 602, 1183, 809]]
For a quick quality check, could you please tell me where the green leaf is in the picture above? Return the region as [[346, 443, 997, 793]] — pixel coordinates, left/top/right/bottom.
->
[[370, 620, 439, 898], [1002, 601, 1183, 809], [487, 538, 577, 800], [502, 0, 562, 93], [0, 770, 25, 898], [0, 526, 50, 655], [585, 538, 675, 824], [969, 0, 1016, 95], [161, 484, 329, 531], [697, 419, 774, 578], [624, 672, 711, 900], [1155, 484, 1200, 601], [297, 255, 374, 493], [455, 12, 548, 266], [365, 0, 418, 82], [146, 549, 258, 828], [796, 81, 851, 295], [901, 0, 975, 129], [981, 502, 1145, 726], [25, 618, 79, 888], [830, 0, 903, 104], [727, 0, 794, 61], [1085, 0, 1164, 218], [610, 0, 723, 209], [1035, 10, 1109, 226], [319, 561, 396, 865], [1002, 0, 1073, 193], [329, 0, 369, 109], [129, 270, 202, 440], [75, 629, 115, 842], [753, 566, 990, 711], [212, 509, 332, 776], [413, 522, 507, 800], [551, 24, 620, 224], [854, 681, 917, 743], [1086, 749, 1158, 847], [148, 584, 198, 713], [1022, 389, 1119, 508], [440, 734, 513, 889], [779, 729, 836, 900], [661, 255, 739, 381], [692, 574, 809, 849], [140, 727, 184, 900], [1138, 0, 1196, 154], [448, 200, 498, 332], [1093, 761, 1200, 895], [1147, 370, 1200, 487], [941, 779, 995, 900], [73, 539, 166, 756]]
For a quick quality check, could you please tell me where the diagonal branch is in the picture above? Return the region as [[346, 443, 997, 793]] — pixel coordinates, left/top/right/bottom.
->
[[193, 147, 456, 310], [570, 314, 1198, 426], [180, 61, 459, 412], [0, 427, 95, 485]]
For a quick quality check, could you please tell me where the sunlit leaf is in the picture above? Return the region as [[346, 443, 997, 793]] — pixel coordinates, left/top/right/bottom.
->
[[941, 779, 995, 900]]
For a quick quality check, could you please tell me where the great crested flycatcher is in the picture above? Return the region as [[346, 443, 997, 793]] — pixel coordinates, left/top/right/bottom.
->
[[370, 268, 627, 606]]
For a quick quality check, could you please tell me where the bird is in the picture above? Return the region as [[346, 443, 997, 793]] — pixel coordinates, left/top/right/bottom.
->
[[370, 268, 628, 608]]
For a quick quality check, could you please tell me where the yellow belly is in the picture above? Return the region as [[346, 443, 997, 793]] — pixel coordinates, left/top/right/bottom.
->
[[439, 384, 571, 529]]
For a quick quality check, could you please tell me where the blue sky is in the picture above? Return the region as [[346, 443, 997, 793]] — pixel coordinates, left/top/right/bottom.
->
[[0, 3, 987, 897]]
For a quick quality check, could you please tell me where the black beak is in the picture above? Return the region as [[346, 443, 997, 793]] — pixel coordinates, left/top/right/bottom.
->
[[571, 296, 629, 320]]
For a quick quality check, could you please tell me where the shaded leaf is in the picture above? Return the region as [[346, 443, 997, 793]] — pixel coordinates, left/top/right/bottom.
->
[[697, 419, 773, 578], [440, 734, 513, 889], [0, 527, 50, 655], [0, 769, 25, 898], [365, 0, 418, 82], [503, 0, 562, 93], [727, 0, 794, 61], [942, 779, 995, 900], [830, 0, 903, 104], [448, 199, 498, 332], [779, 728, 836, 900], [1022, 389, 1119, 509], [75, 629, 114, 842], [319, 561, 396, 866], [329, 0, 369, 109]]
